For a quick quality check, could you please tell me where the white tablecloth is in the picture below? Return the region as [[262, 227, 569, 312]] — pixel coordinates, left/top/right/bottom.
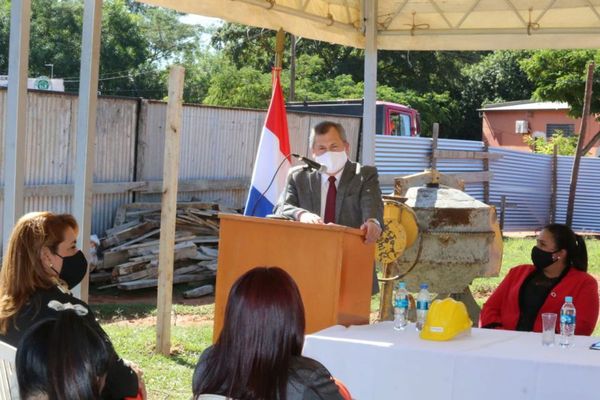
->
[[303, 322, 600, 400]]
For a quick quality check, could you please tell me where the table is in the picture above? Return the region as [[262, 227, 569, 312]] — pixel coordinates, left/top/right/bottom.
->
[[303, 322, 600, 400]]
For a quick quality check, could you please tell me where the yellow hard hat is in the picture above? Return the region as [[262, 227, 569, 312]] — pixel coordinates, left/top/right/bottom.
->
[[419, 298, 472, 341]]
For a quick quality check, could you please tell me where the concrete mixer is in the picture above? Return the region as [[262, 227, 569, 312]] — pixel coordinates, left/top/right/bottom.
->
[[376, 170, 503, 323]]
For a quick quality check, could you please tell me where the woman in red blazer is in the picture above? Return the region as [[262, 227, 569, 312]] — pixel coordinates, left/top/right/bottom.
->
[[480, 223, 599, 335]]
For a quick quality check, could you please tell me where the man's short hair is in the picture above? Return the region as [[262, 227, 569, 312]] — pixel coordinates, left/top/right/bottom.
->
[[309, 121, 347, 149]]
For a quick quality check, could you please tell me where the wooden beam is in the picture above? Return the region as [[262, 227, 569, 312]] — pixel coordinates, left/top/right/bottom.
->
[[550, 144, 558, 223], [156, 65, 185, 355], [567, 62, 595, 226], [483, 144, 490, 204], [0, 178, 249, 198], [449, 171, 494, 183], [580, 129, 600, 155], [141, 178, 248, 193], [431, 123, 439, 171], [433, 149, 503, 160], [393, 171, 464, 196]]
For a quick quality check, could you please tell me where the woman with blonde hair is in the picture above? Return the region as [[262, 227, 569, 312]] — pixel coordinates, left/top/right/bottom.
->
[[0, 211, 145, 399]]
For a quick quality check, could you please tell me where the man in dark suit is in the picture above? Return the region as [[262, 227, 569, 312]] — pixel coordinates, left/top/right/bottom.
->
[[275, 121, 384, 291]]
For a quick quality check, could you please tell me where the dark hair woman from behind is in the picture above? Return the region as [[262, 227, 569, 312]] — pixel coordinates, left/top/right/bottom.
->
[[16, 309, 114, 399], [193, 267, 343, 400]]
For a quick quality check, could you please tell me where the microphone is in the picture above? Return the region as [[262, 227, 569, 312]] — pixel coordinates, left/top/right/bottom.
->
[[291, 153, 327, 173]]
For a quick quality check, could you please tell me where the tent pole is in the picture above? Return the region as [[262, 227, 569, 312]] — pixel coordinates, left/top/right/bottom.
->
[[362, 0, 378, 165], [73, 0, 103, 301], [2, 0, 31, 253]]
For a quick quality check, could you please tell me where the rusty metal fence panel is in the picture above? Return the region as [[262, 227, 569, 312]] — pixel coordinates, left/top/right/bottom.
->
[[0, 90, 137, 245], [135, 101, 361, 209]]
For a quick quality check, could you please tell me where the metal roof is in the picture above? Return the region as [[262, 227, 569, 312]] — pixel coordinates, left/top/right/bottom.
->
[[480, 101, 571, 112]]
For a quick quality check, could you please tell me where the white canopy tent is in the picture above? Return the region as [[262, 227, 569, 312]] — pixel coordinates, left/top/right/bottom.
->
[[2, 0, 598, 331], [139, 0, 600, 50]]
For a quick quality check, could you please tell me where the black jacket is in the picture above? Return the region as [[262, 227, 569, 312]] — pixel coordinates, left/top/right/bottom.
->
[[0, 286, 138, 399]]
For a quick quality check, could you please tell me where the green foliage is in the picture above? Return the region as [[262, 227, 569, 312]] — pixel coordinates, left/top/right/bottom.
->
[[520, 50, 600, 118], [460, 51, 535, 139], [524, 131, 579, 156], [0, 0, 203, 99]]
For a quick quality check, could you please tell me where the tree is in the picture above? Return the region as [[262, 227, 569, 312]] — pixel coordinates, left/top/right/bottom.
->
[[460, 50, 535, 140], [0, 0, 203, 99], [520, 50, 600, 118]]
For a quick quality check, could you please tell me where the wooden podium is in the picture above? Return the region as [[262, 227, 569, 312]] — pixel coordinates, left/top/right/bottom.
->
[[213, 214, 374, 339]]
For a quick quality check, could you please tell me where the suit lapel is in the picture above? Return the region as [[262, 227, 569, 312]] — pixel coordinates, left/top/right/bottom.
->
[[309, 170, 321, 214], [335, 161, 355, 223]]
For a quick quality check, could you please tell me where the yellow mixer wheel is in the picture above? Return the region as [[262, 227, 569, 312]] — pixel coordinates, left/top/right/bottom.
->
[[376, 200, 419, 264], [376, 221, 406, 264]]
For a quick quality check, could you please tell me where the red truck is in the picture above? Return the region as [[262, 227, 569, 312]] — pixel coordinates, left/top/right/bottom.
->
[[286, 99, 421, 137]]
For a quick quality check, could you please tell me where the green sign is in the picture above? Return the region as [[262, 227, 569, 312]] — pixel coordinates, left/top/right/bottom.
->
[[34, 76, 52, 90]]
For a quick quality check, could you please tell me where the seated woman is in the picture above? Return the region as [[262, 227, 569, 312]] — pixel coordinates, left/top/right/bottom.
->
[[480, 223, 599, 335], [0, 212, 145, 399], [16, 308, 114, 399], [192, 266, 344, 400]]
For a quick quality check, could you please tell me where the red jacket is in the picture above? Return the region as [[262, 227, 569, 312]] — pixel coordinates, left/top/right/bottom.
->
[[479, 264, 599, 335]]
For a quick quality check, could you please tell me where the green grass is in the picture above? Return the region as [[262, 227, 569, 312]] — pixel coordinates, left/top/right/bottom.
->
[[93, 302, 215, 400], [94, 236, 600, 398]]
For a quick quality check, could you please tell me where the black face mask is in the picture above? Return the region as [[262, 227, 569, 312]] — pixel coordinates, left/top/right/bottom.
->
[[52, 250, 88, 289], [531, 246, 557, 271]]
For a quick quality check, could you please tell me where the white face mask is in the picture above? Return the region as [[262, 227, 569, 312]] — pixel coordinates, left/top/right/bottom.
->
[[315, 151, 348, 174]]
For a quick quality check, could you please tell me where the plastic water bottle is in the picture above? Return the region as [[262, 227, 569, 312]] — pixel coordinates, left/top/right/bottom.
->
[[416, 283, 430, 331], [393, 282, 409, 330], [559, 296, 576, 348]]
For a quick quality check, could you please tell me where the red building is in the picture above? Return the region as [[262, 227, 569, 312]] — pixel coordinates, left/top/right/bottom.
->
[[480, 101, 600, 154]]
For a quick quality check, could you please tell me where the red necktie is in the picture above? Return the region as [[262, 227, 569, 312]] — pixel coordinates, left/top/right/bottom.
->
[[324, 176, 337, 224]]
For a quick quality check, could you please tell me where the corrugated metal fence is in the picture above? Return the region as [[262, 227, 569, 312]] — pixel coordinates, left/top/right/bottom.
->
[[0, 90, 360, 243], [135, 101, 361, 206], [0, 90, 137, 241], [375, 136, 600, 232], [2, 89, 600, 241]]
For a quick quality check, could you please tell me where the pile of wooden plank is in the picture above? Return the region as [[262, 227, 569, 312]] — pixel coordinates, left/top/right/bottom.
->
[[90, 201, 233, 291]]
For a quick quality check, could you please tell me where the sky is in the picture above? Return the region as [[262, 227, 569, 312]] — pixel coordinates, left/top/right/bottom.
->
[[179, 14, 223, 46], [179, 14, 223, 27]]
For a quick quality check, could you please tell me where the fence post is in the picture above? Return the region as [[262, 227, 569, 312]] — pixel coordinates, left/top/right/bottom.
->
[[566, 61, 595, 226], [499, 195, 507, 231], [156, 65, 185, 355], [550, 144, 558, 223]]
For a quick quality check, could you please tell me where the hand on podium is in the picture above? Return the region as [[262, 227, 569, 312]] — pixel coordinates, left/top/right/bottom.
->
[[298, 211, 324, 224], [360, 219, 382, 244]]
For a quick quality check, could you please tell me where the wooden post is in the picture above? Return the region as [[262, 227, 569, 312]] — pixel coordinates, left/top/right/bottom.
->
[[483, 144, 490, 204], [430, 123, 440, 185], [550, 143, 558, 224], [499, 195, 507, 231], [566, 62, 595, 226], [275, 28, 285, 69], [289, 33, 296, 101], [156, 65, 185, 355]]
